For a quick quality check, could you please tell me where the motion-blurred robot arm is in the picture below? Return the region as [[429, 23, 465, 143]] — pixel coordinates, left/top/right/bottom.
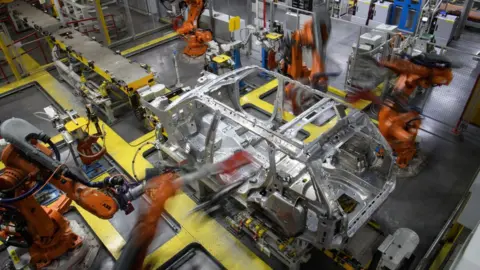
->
[[310, 0, 331, 85], [113, 173, 178, 270], [377, 54, 453, 169], [283, 0, 333, 114], [346, 53, 453, 170], [175, 0, 213, 57], [380, 54, 453, 98], [283, 0, 331, 82], [176, 0, 203, 35], [113, 151, 252, 270]]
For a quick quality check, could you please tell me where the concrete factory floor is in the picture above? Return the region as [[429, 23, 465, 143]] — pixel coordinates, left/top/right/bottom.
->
[[1, 1, 480, 269]]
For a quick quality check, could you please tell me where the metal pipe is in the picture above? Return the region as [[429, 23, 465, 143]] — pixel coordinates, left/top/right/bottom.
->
[[9, 31, 38, 45], [0, 32, 21, 81], [54, 60, 82, 82], [9, 36, 45, 48], [94, 0, 111, 45], [209, 0, 215, 39], [123, 0, 136, 40], [263, 0, 267, 28], [53, 0, 66, 26], [255, 0, 260, 31], [0, 46, 39, 64], [33, 33, 49, 64], [246, 0, 253, 56], [173, 50, 183, 88], [413, 1, 427, 36], [66, 17, 98, 25], [269, 0, 275, 29], [307, 165, 333, 218]]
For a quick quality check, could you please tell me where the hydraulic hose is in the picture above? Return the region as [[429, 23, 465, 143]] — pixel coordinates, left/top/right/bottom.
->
[[62, 167, 107, 188], [0, 182, 42, 204], [45, 139, 61, 161], [31, 132, 61, 162], [0, 175, 30, 193]]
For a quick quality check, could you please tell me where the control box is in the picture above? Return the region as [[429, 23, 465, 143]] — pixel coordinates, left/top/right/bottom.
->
[[292, 0, 313, 11]]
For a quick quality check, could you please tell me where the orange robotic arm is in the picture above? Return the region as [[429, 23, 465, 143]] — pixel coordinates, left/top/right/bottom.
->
[[378, 103, 421, 168], [0, 142, 120, 267], [113, 151, 252, 270], [377, 54, 452, 168], [0, 118, 146, 267], [284, 15, 330, 115], [176, 0, 204, 35], [0, 143, 119, 219], [380, 57, 453, 97], [176, 0, 212, 57]]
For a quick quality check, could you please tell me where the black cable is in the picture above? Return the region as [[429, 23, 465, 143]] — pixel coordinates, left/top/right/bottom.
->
[[159, 0, 172, 12], [0, 175, 29, 193], [30, 132, 61, 161], [45, 139, 61, 161], [178, 0, 187, 10], [405, 117, 422, 127], [62, 167, 106, 188], [0, 235, 29, 249]]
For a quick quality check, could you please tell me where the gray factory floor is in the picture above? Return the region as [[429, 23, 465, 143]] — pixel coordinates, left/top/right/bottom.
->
[[1, 1, 480, 269]]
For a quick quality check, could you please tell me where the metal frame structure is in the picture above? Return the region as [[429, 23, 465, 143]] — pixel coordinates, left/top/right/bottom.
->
[[0, 29, 21, 81], [141, 66, 397, 268], [9, 1, 158, 123]]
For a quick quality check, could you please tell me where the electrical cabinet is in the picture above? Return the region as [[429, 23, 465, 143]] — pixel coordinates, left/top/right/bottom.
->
[[434, 14, 458, 47], [292, 0, 313, 11], [356, 0, 371, 18], [390, 0, 424, 32], [372, 2, 392, 25]]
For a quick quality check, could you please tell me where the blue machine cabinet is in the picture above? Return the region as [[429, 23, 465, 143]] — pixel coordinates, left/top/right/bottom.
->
[[390, 0, 423, 32]]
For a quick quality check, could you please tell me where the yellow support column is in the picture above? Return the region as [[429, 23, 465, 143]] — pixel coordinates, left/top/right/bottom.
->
[[0, 32, 21, 81], [94, 0, 111, 45]]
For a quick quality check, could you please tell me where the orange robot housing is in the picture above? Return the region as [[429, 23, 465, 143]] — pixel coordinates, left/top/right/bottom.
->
[[283, 19, 330, 115], [380, 58, 453, 98], [0, 141, 118, 268], [378, 55, 453, 168], [378, 102, 421, 168], [176, 0, 213, 57]]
